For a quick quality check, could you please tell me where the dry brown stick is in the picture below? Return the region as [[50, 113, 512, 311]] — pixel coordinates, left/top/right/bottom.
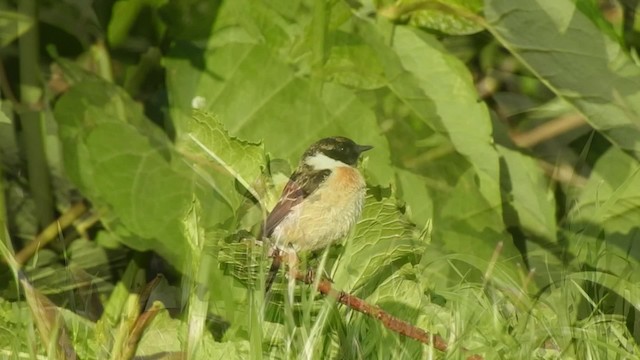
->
[[510, 113, 586, 148], [14, 202, 87, 265], [20, 274, 78, 359], [537, 160, 588, 188], [292, 269, 484, 360], [138, 274, 165, 312]]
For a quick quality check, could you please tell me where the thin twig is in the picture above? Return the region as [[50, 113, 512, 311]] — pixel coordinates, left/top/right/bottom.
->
[[13, 202, 87, 265], [537, 160, 588, 188], [138, 274, 164, 311], [290, 265, 484, 360], [510, 113, 586, 148]]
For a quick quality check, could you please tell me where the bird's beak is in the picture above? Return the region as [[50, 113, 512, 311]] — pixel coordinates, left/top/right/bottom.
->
[[356, 144, 373, 153]]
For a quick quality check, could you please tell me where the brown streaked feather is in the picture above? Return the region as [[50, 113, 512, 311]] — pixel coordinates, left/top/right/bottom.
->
[[261, 168, 331, 239]]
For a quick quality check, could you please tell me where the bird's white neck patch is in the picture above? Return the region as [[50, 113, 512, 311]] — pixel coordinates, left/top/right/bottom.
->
[[305, 152, 348, 170]]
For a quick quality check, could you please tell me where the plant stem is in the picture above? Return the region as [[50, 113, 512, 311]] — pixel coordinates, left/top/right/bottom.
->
[[18, 0, 54, 229], [310, 0, 329, 95], [13, 202, 87, 266]]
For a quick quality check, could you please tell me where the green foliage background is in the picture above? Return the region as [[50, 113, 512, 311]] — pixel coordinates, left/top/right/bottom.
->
[[1, 0, 640, 359]]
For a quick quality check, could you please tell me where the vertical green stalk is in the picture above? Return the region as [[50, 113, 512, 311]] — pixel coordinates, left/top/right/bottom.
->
[[18, 0, 54, 228], [621, 0, 639, 49], [183, 199, 212, 359], [0, 166, 7, 248], [0, 167, 18, 274], [310, 0, 329, 95]]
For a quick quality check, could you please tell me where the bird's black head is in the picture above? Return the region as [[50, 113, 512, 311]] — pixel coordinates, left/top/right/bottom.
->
[[304, 136, 373, 166]]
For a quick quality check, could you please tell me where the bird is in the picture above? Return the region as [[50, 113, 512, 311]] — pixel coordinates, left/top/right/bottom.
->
[[261, 136, 373, 293]]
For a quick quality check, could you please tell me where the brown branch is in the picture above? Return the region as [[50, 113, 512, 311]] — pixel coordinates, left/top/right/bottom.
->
[[290, 267, 483, 360]]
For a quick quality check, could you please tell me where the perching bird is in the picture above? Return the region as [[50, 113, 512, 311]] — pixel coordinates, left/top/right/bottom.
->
[[262, 136, 372, 293]]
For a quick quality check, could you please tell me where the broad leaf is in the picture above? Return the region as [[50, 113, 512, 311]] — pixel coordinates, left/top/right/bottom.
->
[[332, 193, 423, 294], [0, 10, 33, 47], [356, 19, 529, 280], [164, 42, 394, 187], [568, 147, 640, 279], [486, 0, 640, 160], [54, 78, 194, 266], [381, 0, 484, 35]]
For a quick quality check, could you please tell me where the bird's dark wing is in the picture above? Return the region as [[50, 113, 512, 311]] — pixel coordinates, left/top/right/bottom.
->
[[261, 168, 331, 238]]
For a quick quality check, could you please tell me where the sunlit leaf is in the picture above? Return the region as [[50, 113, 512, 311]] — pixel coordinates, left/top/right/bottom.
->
[[332, 193, 423, 294], [175, 110, 266, 214], [568, 147, 640, 279], [0, 10, 33, 47], [54, 79, 194, 266], [382, 0, 484, 35], [486, 0, 640, 160], [164, 43, 394, 186]]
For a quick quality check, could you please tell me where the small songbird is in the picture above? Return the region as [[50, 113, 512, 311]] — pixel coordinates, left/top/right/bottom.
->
[[262, 136, 373, 293]]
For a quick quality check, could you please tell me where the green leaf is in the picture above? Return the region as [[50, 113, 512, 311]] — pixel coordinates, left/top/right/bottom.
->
[[0, 10, 33, 47], [136, 308, 250, 358], [435, 168, 523, 282], [96, 259, 145, 359], [486, 0, 640, 160], [497, 146, 556, 241], [394, 169, 433, 226], [496, 145, 561, 283], [356, 20, 530, 280], [175, 110, 266, 213], [568, 147, 640, 279], [165, 42, 394, 186], [384, 0, 484, 35], [324, 30, 387, 90], [349, 265, 427, 359], [159, 0, 224, 41], [54, 78, 193, 266], [567, 271, 640, 311], [54, 78, 169, 189], [86, 122, 191, 250], [332, 193, 423, 294], [107, 0, 146, 47], [361, 22, 500, 201]]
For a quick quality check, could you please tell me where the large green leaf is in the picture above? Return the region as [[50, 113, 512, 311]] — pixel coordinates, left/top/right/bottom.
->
[[355, 19, 531, 281], [175, 110, 267, 225], [324, 30, 387, 90], [381, 0, 484, 35], [164, 39, 394, 188], [86, 123, 192, 246], [496, 145, 561, 283], [136, 308, 250, 358], [485, 0, 640, 160], [369, 23, 500, 204], [331, 193, 423, 294], [0, 10, 33, 47], [497, 146, 556, 242], [54, 78, 196, 266], [568, 147, 640, 279]]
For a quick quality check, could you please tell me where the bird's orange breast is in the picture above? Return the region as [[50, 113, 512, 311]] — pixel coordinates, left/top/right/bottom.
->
[[272, 166, 366, 252]]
